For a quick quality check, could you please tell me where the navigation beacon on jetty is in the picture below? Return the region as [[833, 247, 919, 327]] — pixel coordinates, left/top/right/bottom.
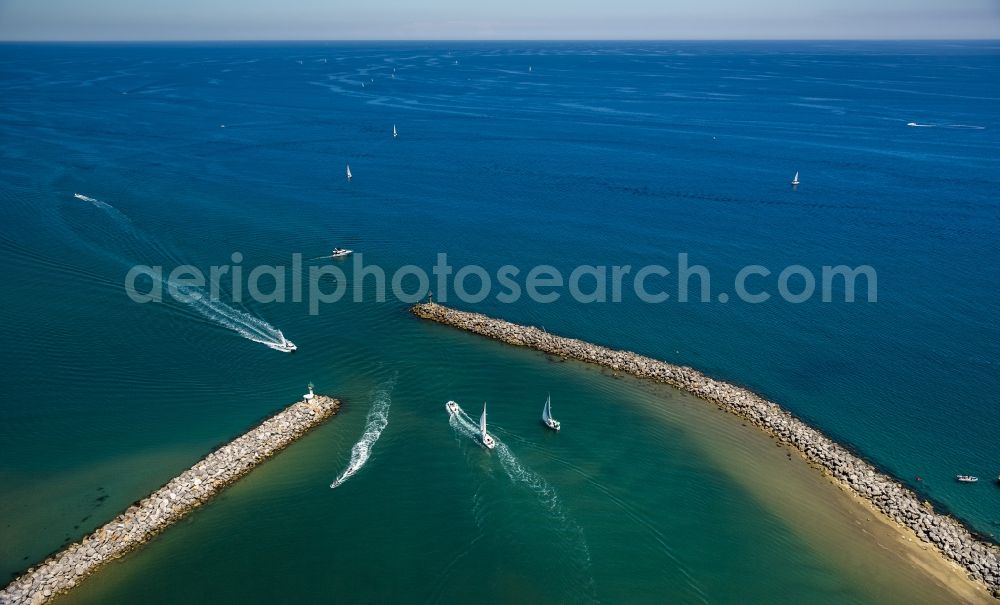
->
[[303, 382, 315, 402]]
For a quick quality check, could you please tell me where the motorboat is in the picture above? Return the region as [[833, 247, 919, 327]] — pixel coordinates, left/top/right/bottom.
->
[[331, 248, 353, 258], [273, 338, 297, 353]]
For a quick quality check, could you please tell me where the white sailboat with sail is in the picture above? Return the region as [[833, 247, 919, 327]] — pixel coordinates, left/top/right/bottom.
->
[[479, 403, 496, 449], [393, 124, 398, 138], [346, 164, 352, 182], [791, 171, 800, 186], [541, 394, 560, 431]]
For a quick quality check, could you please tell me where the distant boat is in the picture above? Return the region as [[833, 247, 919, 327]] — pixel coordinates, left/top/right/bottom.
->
[[529, 65, 532, 72], [275, 336, 297, 353], [393, 124, 398, 138], [331, 248, 353, 258], [956, 475, 979, 483], [907, 122, 918, 127], [479, 403, 496, 449], [445, 400, 460, 416], [346, 164, 352, 181], [541, 394, 560, 431], [791, 171, 800, 186]]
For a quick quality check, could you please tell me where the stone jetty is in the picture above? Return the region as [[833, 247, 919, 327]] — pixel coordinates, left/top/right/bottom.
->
[[412, 302, 1000, 595], [0, 394, 340, 605]]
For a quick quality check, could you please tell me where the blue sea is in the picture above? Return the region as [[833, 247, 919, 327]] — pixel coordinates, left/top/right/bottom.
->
[[1, 41, 998, 603]]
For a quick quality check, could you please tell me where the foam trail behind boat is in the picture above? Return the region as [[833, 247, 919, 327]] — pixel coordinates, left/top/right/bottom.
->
[[447, 402, 597, 599], [169, 283, 292, 351], [330, 378, 395, 488], [72, 193, 293, 352], [74, 193, 131, 223], [448, 405, 559, 512]]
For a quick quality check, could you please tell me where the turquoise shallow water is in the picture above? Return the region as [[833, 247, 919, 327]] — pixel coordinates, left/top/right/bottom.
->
[[1, 41, 998, 603]]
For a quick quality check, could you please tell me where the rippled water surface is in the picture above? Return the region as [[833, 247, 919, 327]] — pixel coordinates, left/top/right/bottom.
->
[[1, 41, 998, 603]]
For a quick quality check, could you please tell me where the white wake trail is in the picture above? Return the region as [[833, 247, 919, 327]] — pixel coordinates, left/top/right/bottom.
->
[[74, 193, 131, 223], [447, 404, 559, 513], [74, 192, 293, 352], [330, 379, 395, 488], [906, 122, 985, 130], [170, 284, 293, 350], [447, 402, 596, 598]]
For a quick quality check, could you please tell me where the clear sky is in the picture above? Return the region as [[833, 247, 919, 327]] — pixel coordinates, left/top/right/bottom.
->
[[0, 0, 998, 41]]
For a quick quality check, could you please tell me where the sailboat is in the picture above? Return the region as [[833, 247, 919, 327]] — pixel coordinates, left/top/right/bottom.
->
[[479, 403, 497, 449], [791, 171, 800, 186], [541, 394, 560, 431], [346, 164, 352, 182], [393, 124, 398, 138]]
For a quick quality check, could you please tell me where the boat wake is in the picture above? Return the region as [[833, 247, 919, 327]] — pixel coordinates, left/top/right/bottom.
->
[[330, 378, 395, 488], [447, 402, 596, 599], [907, 122, 986, 130], [72, 193, 293, 352], [169, 283, 295, 352], [447, 404, 558, 510], [73, 193, 130, 222]]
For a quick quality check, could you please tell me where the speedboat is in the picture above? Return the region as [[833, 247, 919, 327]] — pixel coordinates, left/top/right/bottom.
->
[[331, 248, 353, 258], [445, 400, 460, 416], [479, 403, 496, 449], [956, 475, 978, 483], [541, 394, 560, 431], [271, 336, 297, 353]]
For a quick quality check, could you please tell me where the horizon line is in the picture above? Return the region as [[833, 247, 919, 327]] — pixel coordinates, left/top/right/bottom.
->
[[2, 37, 999, 44]]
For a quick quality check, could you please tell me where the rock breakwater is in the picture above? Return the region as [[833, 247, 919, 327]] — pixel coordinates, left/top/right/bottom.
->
[[412, 302, 999, 595], [0, 395, 340, 605]]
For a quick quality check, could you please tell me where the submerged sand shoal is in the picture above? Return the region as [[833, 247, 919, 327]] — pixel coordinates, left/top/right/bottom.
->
[[0, 395, 340, 605], [412, 302, 999, 598]]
